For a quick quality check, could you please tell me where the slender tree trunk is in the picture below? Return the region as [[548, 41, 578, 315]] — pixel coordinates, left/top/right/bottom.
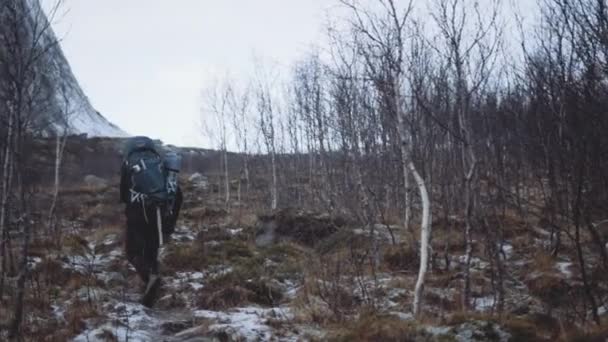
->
[[0, 112, 14, 298], [8, 217, 30, 339], [270, 149, 277, 211], [237, 168, 242, 204], [244, 154, 250, 194], [462, 150, 477, 311], [394, 94, 432, 315], [47, 132, 68, 237], [223, 148, 230, 207], [411, 159, 431, 316], [402, 148, 417, 249]]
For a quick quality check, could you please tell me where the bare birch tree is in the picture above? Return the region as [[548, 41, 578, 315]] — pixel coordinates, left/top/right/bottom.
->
[[341, 0, 432, 316], [0, 0, 64, 336], [202, 78, 232, 208], [229, 82, 252, 203], [254, 65, 279, 211], [430, 0, 502, 310]]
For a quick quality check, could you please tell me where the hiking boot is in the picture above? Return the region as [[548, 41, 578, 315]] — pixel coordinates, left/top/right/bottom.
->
[[141, 274, 161, 307]]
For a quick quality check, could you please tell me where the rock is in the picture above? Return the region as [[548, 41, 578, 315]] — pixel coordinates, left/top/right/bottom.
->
[[255, 219, 277, 247], [188, 172, 208, 190], [83, 174, 108, 188]]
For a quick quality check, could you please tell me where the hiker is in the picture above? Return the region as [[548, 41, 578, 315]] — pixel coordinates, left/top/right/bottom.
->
[[120, 136, 183, 306]]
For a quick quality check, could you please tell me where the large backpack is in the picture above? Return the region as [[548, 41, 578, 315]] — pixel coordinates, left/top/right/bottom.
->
[[123, 137, 168, 207]]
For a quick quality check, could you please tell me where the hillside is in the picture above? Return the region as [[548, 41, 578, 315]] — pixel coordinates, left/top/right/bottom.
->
[[0, 0, 127, 138]]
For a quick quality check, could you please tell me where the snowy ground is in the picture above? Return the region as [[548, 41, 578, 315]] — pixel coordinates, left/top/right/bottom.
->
[[57, 224, 301, 342], [14, 185, 603, 342]]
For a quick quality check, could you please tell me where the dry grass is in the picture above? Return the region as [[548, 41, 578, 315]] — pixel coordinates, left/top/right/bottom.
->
[[32, 258, 74, 287], [447, 312, 558, 341], [293, 252, 364, 324], [181, 206, 228, 225], [382, 243, 419, 272], [328, 313, 436, 342], [530, 251, 556, 273], [163, 243, 207, 272], [15, 168, 608, 341], [64, 299, 103, 336], [197, 270, 284, 310], [563, 322, 608, 342], [433, 228, 467, 255]]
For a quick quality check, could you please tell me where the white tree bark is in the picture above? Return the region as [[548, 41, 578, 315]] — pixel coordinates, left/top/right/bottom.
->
[[411, 160, 431, 316], [47, 130, 68, 234]]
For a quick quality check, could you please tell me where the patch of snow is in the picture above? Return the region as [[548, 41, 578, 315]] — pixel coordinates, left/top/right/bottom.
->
[[283, 279, 300, 300], [190, 272, 204, 280], [456, 255, 490, 269], [452, 321, 511, 342], [172, 225, 196, 242], [473, 296, 495, 311], [501, 243, 514, 259], [27, 256, 42, 270], [228, 228, 243, 236], [390, 311, 414, 321], [189, 282, 204, 290], [425, 326, 451, 336], [556, 262, 573, 278], [194, 306, 293, 341], [102, 234, 118, 246], [169, 271, 205, 292], [64, 250, 119, 274], [75, 302, 161, 342], [73, 323, 153, 342], [108, 249, 122, 258], [175, 271, 204, 280], [206, 240, 221, 247], [208, 266, 234, 278], [51, 304, 66, 321]]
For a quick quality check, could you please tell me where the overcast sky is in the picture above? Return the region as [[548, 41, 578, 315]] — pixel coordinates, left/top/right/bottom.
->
[[43, 0, 537, 148], [43, 0, 333, 147]]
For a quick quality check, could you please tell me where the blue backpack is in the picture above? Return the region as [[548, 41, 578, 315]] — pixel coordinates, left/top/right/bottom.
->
[[124, 137, 168, 207]]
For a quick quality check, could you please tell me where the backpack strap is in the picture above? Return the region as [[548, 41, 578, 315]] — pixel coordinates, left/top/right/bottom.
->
[[157, 207, 163, 246]]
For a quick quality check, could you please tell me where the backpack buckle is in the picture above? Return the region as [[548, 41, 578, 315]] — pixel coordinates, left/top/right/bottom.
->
[[130, 189, 146, 203]]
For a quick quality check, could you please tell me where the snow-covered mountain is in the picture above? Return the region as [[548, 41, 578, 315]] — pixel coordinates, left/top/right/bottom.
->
[[8, 0, 129, 138]]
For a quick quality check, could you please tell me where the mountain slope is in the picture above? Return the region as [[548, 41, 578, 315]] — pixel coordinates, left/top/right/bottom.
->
[[1, 0, 128, 138], [37, 0, 129, 137]]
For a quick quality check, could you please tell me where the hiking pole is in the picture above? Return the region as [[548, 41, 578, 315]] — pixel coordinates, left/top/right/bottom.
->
[[157, 207, 163, 246]]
